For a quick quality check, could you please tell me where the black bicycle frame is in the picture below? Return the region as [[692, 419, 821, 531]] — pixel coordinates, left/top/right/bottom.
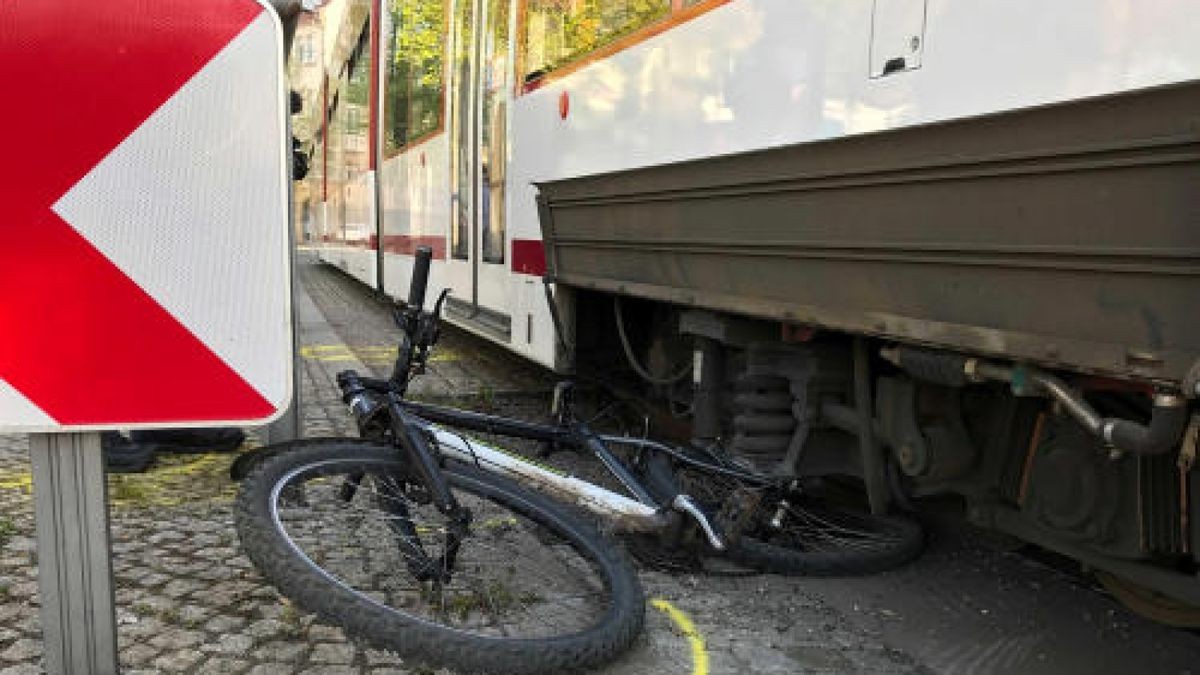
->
[[395, 398, 776, 506], [339, 244, 780, 556]]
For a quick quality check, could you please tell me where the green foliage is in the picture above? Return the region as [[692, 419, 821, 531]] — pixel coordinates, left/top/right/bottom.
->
[[476, 383, 496, 412], [527, 0, 671, 75], [133, 600, 180, 624], [391, 0, 446, 88], [280, 601, 305, 637], [108, 475, 156, 506], [0, 516, 15, 548], [385, 0, 447, 151]]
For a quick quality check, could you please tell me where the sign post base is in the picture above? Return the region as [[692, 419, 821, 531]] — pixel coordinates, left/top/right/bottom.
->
[[29, 432, 119, 675]]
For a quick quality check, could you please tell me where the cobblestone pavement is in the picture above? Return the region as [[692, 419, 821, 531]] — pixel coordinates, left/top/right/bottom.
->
[[1, 257, 1198, 674]]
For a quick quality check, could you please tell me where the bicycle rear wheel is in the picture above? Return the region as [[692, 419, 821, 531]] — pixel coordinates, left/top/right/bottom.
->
[[726, 494, 924, 575], [235, 440, 644, 674]]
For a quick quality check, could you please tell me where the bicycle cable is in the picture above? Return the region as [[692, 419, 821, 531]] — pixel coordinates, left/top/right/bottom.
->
[[613, 296, 693, 386]]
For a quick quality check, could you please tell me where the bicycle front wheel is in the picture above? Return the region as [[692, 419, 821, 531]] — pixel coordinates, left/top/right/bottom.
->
[[235, 440, 644, 674]]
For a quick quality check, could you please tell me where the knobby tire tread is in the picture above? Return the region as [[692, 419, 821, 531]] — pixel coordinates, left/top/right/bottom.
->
[[236, 441, 645, 674]]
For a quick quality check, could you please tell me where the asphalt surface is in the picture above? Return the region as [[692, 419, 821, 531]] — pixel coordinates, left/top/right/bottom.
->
[[0, 254, 1198, 674]]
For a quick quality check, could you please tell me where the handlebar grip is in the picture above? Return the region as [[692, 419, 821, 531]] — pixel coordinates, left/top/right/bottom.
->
[[408, 246, 433, 309]]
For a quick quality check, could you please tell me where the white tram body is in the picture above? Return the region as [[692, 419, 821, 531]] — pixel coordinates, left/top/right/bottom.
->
[[298, 1, 1200, 610], [299, 0, 1200, 369]]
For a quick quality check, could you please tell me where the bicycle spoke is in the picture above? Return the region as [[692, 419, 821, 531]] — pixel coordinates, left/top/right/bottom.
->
[[735, 497, 909, 556], [272, 460, 612, 639]]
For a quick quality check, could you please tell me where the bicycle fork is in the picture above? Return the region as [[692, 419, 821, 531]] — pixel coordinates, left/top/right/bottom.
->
[[337, 404, 472, 583], [391, 404, 472, 581]]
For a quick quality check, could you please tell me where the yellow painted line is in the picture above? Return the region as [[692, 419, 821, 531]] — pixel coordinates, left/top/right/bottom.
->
[[2, 454, 234, 507], [300, 345, 394, 363], [106, 453, 239, 508], [300, 344, 459, 364], [0, 470, 32, 492], [144, 453, 227, 479], [652, 598, 710, 675]]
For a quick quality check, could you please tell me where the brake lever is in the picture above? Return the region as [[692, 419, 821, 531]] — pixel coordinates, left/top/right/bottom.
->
[[431, 288, 450, 318]]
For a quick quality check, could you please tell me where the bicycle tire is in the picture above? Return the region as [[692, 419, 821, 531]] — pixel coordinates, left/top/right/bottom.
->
[[229, 436, 347, 481], [725, 499, 924, 576], [235, 440, 644, 674]]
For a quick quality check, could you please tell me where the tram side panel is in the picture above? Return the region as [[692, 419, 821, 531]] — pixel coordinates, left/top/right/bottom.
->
[[512, 1, 1200, 202], [313, 0, 1200, 375], [509, 0, 1200, 375], [379, 137, 453, 310]]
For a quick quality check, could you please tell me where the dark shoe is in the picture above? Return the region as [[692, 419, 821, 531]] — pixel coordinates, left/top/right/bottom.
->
[[129, 428, 246, 455], [102, 432, 157, 474]]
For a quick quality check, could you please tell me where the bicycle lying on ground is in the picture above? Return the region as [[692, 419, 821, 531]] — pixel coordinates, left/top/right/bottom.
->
[[235, 246, 923, 674]]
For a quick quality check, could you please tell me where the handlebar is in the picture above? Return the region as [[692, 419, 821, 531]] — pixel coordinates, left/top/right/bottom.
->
[[345, 245, 444, 400], [408, 245, 433, 309], [337, 369, 380, 420]]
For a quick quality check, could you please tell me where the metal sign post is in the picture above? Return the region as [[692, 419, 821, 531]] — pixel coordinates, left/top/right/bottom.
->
[[267, 80, 303, 447], [29, 433, 118, 674]]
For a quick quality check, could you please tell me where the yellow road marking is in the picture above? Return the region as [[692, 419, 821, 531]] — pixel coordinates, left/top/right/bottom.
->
[[2, 453, 234, 509], [0, 470, 32, 492], [300, 345, 395, 363], [652, 598, 710, 675], [300, 344, 458, 364]]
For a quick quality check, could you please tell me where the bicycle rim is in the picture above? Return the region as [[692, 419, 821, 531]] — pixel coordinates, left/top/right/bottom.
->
[[728, 494, 924, 575], [757, 499, 914, 554], [274, 458, 621, 638]]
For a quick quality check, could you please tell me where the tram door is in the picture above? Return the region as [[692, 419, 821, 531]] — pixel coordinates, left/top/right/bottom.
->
[[446, 0, 512, 339]]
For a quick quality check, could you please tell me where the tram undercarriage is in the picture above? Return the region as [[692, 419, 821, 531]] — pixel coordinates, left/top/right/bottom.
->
[[543, 80, 1200, 618]]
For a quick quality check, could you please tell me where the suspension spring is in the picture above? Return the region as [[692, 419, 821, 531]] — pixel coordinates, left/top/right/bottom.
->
[[730, 374, 795, 467]]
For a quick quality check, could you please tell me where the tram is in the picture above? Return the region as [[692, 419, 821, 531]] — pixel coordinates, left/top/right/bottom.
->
[[298, 0, 1200, 620]]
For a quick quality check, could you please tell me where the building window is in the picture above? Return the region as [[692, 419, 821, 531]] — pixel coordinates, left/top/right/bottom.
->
[[385, 0, 448, 155], [346, 28, 370, 140], [298, 36, 316, 65]]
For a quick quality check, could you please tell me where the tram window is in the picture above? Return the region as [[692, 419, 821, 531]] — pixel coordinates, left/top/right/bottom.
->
[[385, 0, 447, 155], [521, 0, 671, 82]]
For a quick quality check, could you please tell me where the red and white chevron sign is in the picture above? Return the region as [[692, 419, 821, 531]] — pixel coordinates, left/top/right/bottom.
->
[[0, 0, 292, 430]]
